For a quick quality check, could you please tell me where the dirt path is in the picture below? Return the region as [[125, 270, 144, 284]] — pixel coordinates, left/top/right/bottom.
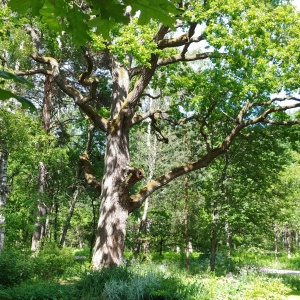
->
[[260, 267, 300, 276]]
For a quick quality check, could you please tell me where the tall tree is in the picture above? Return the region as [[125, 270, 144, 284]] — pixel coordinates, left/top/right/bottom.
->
[[6, 0, 300, 268]]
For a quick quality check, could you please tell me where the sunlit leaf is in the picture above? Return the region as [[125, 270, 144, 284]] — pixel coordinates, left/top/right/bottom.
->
[[0, 70, 34, 88]]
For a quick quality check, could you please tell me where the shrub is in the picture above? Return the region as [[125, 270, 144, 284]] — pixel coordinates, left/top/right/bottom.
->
[[0, 250, 32, 287], [32, 244, 75, 280]]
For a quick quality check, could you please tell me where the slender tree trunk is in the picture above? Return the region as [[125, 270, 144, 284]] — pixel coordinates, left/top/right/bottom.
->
[[31, 162, 48, 251], [184, 176, 190, 269], [134, 98, 157, 255], [225, 221, 231, 257], [90, 197, 98, 257], [31, 74, 53, 251], [287, 228, 292, 259], [60, 189, 79, 247], [0, 149, 8, 252], [210, 200, 218, 272], [274, 222, 279, 265]]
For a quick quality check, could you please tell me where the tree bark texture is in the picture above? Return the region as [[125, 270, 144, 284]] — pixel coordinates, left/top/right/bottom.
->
[[91, 61, 143, 268], [0, 150, 8, 252], [210, 201, 218, 272]]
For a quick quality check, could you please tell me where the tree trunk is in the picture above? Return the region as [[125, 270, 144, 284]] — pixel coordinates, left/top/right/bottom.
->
[[210, 200, 218, 272], [287, 228, 292, 259], [91, 60, 144, 269], [31, 74, 53, 251], [184, 176, 190, 269], [274, 222, 279, 265], [225, 221, 231, 257], [0, 149, 8, 252], [31, 161, 48, 251], [134, 98, 157, 255], [60, 189, 79, 247]]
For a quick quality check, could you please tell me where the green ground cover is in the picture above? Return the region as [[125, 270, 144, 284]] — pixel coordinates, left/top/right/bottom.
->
[[1, 247, 300, 300]]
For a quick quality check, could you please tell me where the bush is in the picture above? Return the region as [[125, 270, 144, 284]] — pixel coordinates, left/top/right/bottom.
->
[[0, 250, 32, 287], [32, 244, 75, 280]]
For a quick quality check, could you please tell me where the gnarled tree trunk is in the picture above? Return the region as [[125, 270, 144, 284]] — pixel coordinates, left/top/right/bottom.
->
[[91, 59, 144, 268]]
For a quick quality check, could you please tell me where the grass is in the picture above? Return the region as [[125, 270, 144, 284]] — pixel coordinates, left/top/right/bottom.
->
[[1, 248, 300, 299]]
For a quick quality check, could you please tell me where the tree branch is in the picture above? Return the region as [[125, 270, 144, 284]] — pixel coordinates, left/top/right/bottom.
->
[[157, 52, 214, 66], [129, 98, 300, 211], [55, 78, 108, 132], [80, 125, 102, 192]]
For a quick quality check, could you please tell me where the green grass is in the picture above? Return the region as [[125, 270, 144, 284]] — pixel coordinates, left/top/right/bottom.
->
[[0, 248, 299, 299]]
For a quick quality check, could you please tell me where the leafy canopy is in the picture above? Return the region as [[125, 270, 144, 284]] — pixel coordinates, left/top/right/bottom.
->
[[8, 0, 179, 43]]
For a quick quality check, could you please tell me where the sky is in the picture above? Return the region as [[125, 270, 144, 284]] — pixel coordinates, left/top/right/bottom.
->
[[293, 0, 300, 9]]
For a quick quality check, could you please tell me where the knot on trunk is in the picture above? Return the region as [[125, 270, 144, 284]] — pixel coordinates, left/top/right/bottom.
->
[[122, 166, 144, 189]]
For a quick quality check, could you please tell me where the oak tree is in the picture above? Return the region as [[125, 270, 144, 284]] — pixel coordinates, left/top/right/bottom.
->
[[5, 0, 300, 269]]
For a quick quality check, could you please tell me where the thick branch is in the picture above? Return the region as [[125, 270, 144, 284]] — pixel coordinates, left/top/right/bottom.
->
[[122, 166, 144, 191], [55, 78, 108, 132], [80, 125, 102, 192], [126, 54, 159, 109], [132, 110, 166, 125], [129, 147, 226, 212], [15, 69, 51, 76], [157, 52, 214, 66], [129, 99, 300, 211], [158, 30, 204, 50]]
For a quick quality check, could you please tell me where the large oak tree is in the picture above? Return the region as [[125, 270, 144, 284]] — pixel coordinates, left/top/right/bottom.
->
[[5, 0, 300, 269]]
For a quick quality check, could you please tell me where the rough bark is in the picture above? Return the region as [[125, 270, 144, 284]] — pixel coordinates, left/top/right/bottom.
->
[[91, 60, 144, 268], [0, 149, 8, 252]]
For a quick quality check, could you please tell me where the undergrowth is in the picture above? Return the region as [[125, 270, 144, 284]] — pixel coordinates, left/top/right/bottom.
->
[[0, 248, 297, 299]]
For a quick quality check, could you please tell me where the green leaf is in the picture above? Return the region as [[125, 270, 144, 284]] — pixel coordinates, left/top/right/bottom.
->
[[67, 6, 90, 45], [8, 0, 45, 15], [128, 0, 178, 27], [0, 70, 34, 88], [0, 88, 36, 112]]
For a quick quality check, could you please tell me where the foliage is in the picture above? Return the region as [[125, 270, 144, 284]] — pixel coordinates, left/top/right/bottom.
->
[[31, 244, 76, 281], [0, 250, 296, 299], [7, 0, 179, 43], [0, 282, 74, 300], [0, 250, 32, 288]]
